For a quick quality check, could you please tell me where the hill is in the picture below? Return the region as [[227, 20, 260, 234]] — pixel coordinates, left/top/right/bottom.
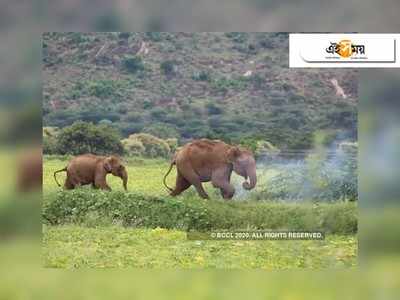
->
[[42, 32, 357, 150]]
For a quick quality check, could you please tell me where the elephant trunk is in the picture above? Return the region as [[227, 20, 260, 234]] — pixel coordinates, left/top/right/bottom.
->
[[120, 167, 128, 191], [242, 166, 257, 190]]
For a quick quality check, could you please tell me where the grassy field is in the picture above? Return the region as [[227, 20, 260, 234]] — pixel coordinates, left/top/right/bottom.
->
[[43, 225, 356, 269], [44, 155, 280, 197], [44, 155, 173, 196], [43, 156, 358, 269]]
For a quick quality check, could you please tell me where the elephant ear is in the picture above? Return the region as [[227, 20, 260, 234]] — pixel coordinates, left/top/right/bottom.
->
[[103, 157, 112, 172], [226, 146, 241, 163]]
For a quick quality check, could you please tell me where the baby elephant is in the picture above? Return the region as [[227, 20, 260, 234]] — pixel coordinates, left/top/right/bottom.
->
[[54, 154, 128, 191]]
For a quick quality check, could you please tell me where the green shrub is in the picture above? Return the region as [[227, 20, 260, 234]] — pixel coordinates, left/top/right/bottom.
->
[[210, 77, 248, 94], [165, 138, 178, 153], [87, 80, 116, 99], [124, 112, 143, 123], [56, 121, 123, 155], [43, 127, 60, 154], [121, 138, 146, 156], [145, 32, 163, 42], [121, 133, 171, 158], [142, 123, 179, 139], [122, 55, 144, 74], [256, 142, 358, 202], [160, 60, 177, 76], [192, 70, 211, 81], [206, 102, 223, 115], [42, 190, 357, 234], [254, 140, 280, 159]]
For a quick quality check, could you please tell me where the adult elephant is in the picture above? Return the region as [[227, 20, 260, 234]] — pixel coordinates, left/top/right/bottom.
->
[[54, 154, 128, 191], [163, 139, 257, 199], [16, 146, 42, 193]]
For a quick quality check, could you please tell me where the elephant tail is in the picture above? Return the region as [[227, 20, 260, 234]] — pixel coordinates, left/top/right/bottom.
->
[[163, 159, 176, 192], [53, 167, 67, 187]]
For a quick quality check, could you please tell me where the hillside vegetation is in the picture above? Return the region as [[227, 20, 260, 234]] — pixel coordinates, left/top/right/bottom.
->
[[43, 32, 357, 150]]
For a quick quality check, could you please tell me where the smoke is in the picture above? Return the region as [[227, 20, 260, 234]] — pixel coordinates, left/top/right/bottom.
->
[[232, 136, 357, 202]]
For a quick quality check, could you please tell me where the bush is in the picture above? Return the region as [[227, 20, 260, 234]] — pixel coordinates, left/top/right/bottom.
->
[[121, 139, 145, 156], [256, 142, 358, 201], [56, 121, 123, 155], [210, 77, 248, 94], [122, 55, 144, 74], [121, 133, 171, 158], [42, 190, 357, 234], [165, 138, 178, 153], [206, 102, 223, 115], [43, 127, 60, 154], [254, 140, 280, 160], [160, 60, 177, 76], [145, 32, 163, 42], [87, 80, 116, 99], [142, 123, 179, 139], [192, 70, 211, 81]]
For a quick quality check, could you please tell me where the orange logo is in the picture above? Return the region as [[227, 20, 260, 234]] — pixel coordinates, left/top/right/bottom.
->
[[326, 40, 365, 58], [337, 40, 352, 58]]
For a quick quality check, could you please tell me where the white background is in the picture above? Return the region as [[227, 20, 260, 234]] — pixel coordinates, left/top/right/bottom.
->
[[290, 33, 400, 68]]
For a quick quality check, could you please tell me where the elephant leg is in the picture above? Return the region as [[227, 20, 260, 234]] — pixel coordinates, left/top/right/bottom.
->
[[179, 166, 209, 199], [212, 170, 235, 200], [94, 173, 111, 191], [220, 187, 235, 199], [95, 182, 111, 191], [64, 178, 75, 190], [170, 172, 191, 196], [192, 181, 209, 199]]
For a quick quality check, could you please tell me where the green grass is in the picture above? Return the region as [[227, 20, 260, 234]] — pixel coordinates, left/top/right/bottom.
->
[[43, 189, 357, 234], [44, 155, 298, 199], [43, 156, 358, 268], [43, 225, 357, 269], [44, 155, 172, 196]]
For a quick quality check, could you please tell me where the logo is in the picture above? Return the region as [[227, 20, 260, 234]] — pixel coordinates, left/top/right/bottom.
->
[[290, 34, 397, 67], [325, 39, 366, 59]]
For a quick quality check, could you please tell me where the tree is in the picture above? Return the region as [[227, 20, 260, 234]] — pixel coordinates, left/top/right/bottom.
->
[[142, 123, 179, 139], [121, 133, 171, 158], [56, 121, 123, 155]]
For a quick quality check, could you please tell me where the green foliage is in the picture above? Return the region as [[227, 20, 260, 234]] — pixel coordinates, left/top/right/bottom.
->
[[210, 77, 248, 94], [42, 190, 357, 234], [192, 70, 211, 81], [66, 79, 124, 100], [160, 60, 177, 76], [206, 102, 223, 115], [254, 140, 280, 159], [122, 55, 144, 74], [121, 133, 171, 158], [142, 123, 179, 139], [120, 138, 145, 157], [43, 225, 357, 268], [145, 32, 163, 42], [87, 80, 116, 99], [165, 138, 178, 153], [256, 143, 358, 201], [225, 32, 248, 43], [43, 127, 60, 154], [43, 33, 358, 151], [124, 111, 143, 123], [56, 121, 123, 155]]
